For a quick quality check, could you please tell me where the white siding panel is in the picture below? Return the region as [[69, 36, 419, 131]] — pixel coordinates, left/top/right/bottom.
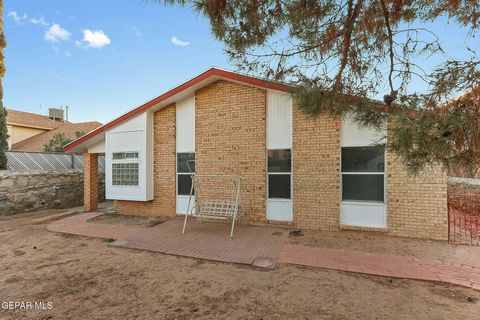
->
[[267, 199, 292, 221], [267, 90, 292, 149], [105, 112, 153, 201], [341, 115, 386, 147], [176, 195, 195, 215], [340, 202, 386, 228], [176, 95, 195, 153]]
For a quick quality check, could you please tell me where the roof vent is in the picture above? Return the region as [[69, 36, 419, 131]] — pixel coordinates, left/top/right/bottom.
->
[[48, 108, 64, 121]]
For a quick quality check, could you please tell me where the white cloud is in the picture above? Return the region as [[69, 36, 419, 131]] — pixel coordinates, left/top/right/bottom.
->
[[130, 25, 142, 37], [65, 51, 72, 57], [171, 36, 190, 47], [30, 16, 49, 26], [8, 11, 28, 24], [81, 29, 111, 48], [45, 23, 71, 42]]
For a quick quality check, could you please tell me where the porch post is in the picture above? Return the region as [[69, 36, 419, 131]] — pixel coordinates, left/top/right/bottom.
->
[[83, 153, 98, 212]]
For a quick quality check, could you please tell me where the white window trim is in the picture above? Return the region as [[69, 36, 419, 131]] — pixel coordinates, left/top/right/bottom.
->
[[339, 148, 388, 228], [111, 150, 141, 188]]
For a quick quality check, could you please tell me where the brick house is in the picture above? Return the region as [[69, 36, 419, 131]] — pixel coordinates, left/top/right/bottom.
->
[[65, 68, 447, 240]]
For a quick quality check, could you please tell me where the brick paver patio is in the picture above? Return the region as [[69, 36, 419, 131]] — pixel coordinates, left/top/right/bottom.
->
[[48, 212, 480, 290], [278, 244, 480, 291], [47, 212, 288, 269]]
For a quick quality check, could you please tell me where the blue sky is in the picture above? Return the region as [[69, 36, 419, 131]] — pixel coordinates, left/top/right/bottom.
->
[[4, 1, 479, 124], [4, 0, 231, 123]]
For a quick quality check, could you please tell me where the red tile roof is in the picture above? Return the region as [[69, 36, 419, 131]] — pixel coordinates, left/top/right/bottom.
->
[[11, 121, 103, 152], [6, 109, 65, 130]]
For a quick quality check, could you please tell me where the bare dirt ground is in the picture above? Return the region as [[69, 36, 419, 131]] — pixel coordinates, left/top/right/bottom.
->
[[1, 209, 479, 320], [288, 229, 457, 261]]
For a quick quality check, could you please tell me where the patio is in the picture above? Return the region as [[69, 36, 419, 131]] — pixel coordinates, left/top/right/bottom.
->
[[47, 210, 480, 291], [47, 212, 288, 269]]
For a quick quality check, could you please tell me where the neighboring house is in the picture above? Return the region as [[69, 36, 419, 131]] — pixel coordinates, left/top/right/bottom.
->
[[6, 109, 64, 148], [65, 68, 447, 240], [11, 121, 102, 152]]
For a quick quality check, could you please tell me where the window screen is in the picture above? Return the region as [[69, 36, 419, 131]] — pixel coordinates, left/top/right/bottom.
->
[[268, 174, 291, 199], [177, 153, 195, 173], [341, 147, 384, 172], [342, 174, 384, 202], [268, 149, 291, 172]]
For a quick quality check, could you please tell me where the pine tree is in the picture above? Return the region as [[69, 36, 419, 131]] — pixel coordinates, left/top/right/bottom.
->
[[160, 0, 480, 177], [0, 0, 8, 170]]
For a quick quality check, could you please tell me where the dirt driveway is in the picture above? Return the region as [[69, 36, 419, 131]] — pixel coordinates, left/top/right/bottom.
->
[[1, 209, 479, 320]]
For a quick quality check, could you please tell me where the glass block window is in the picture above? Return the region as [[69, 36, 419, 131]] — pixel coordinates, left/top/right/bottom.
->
[[112, 163, 139, 186], [342, 146, 385, 202], [177, 153, 195, 196], [268, 149, 291, 199]]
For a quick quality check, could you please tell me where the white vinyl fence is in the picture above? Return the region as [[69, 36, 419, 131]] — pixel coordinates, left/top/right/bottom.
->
[[6, 151, 105, 172]]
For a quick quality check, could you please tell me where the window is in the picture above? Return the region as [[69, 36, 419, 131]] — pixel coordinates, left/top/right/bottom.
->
[[112, 163, 139, 186], [268, 149, 291, 199], [177, 152, 195, 196], [112, 152, 139, 160], [341, 146, 384, 202], [111, 151, 140, 186]]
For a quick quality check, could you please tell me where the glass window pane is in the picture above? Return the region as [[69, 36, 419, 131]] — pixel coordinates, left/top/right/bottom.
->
[[112, 152, 125, 160], [342, 174, 384, 202], [341, 147, 385, 173], [268, 174, 291, 199], [268, 149, 291, 173], [177, 153, 195, 173], [178, 174, 194, 195], [125, 152, 139, 159]]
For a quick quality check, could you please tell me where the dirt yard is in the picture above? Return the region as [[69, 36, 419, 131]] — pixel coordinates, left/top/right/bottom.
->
[[1, 209, 479, 320], [288, 229, 457, 261]]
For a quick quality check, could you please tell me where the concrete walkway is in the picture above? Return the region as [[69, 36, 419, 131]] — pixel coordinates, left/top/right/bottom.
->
[[278, 244, 480, 291], [48, 212, 480, 290]]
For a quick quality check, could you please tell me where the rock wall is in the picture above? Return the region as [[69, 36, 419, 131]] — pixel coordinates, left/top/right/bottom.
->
[[448, 177, 480, 195], [0, 170, 105, 215]]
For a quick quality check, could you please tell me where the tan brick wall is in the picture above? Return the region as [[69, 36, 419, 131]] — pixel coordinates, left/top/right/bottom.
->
[[195, 80, 267, 224], [109, 78, 447, 240], [114, 105, 176, 217], [83, 153, 98, 212], [292, 109, 341, 231], [387, 153, 448, 240]]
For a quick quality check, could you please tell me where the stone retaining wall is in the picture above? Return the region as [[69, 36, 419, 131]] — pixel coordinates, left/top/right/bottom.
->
[[0, 170, 105, 215], [448, 177, 480, 195]]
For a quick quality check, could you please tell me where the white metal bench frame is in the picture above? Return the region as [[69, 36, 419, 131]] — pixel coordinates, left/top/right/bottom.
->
[[182, 174, 242, 239]]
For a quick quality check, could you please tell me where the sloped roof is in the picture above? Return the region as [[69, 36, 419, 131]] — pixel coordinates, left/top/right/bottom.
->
[[64, 68, 290, 152], [6, 109, 65, 130], [11, 121, 102, 152]]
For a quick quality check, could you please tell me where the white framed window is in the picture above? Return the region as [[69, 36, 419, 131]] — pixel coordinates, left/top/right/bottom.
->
[[177, 152, 195, 196], [111, 151, 140, 186], [341, 146, 385, 202], [267, 149, 291, 199]]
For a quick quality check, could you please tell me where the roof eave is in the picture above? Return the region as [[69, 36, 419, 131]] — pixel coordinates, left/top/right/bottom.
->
[[64, 67, 291, 152]]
